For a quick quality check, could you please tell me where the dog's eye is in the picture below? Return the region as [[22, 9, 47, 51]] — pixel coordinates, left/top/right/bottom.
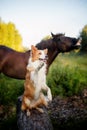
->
[[39, 52, 41, 55]]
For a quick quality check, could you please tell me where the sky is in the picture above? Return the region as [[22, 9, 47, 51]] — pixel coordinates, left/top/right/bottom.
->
[[0, 0, 87, 48]]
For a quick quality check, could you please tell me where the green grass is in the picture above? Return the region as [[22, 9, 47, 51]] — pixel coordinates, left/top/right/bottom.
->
[[47, 53, 87, 97], [0, 74, 24, 105], [0, 74, 24, 129]]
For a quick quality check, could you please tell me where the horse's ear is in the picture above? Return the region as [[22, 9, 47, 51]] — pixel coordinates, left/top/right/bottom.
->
[[51, 32, 55, 38]]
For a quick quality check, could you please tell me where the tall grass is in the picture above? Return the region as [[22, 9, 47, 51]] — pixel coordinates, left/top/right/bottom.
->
[[0, 74, 24, 105], [47, 53, 87, 97], [0, 74, 24, 129]]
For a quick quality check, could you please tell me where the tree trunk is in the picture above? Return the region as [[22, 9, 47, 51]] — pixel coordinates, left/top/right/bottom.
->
[[16, 96, 53, 130]]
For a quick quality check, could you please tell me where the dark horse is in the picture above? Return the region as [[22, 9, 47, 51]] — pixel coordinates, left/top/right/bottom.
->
[[0, 33, 81, 79]]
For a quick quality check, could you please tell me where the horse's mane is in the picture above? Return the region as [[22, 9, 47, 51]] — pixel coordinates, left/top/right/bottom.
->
[[54, 33, 65, 37], [36, 38, 54, 50], [36, 33, 65, 50]]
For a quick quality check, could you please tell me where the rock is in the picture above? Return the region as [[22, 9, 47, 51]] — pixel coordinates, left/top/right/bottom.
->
[[48, 96, 87, 130], [16, 96, 53, 130]]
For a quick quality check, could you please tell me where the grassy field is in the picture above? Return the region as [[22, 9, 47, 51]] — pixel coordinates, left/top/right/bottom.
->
[[47, 53, 87, 97], [0, 52, 87, 104], [0, 74, 24, 105]]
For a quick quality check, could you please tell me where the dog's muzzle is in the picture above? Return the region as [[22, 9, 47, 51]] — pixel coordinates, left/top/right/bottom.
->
[[39, 55, 48, 62]]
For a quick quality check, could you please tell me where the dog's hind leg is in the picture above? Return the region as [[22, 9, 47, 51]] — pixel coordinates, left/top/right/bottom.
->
[[26, 109, 31, 116], [21, 96, 31, 110], [30, 93, 48, 113], [36, 107, 44, 113]]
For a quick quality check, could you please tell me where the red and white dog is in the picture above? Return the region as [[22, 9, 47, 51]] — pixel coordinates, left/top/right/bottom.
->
[[21, 45, 52, 115]]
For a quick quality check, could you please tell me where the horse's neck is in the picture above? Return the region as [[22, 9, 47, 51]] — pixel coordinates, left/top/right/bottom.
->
[[47, 49, 59, 67], [36, 39, 59, 69]]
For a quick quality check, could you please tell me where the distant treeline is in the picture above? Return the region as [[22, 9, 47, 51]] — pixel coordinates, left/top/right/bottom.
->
[[80, 25, 87, 53]]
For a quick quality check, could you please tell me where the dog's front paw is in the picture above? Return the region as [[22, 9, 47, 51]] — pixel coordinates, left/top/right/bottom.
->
[[45, 96, 52, 102], [48, 94, 52, 101]]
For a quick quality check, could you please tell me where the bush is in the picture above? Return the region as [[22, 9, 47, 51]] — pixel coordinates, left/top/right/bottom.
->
[[80, 25, 87, 53], [0, 74, 24, 105], [47, 54, 87, 97]]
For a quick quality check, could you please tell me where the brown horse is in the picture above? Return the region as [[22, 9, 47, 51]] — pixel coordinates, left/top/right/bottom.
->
[[36, 33, 81, 72], [0, 33, 81, 79]]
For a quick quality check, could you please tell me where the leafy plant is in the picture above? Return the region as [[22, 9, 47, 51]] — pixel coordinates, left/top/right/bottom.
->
[[47, 53, 87, 97], [0, 74, 24, 105]]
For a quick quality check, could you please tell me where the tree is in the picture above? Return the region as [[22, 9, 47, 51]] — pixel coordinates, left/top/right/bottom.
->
[[0, 18, 23, 51], [41, 35, 51, 41], [80, 25, 87, 53]]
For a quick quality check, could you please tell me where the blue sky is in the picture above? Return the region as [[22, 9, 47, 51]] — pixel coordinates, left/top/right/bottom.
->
[[0, 0, 87, 47]]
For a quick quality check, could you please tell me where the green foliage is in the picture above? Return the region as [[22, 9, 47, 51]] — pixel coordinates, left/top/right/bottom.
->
[[0, 18, 23, 51], [80, 25, 87, 53], [0, 74, 24, 105], [47, 53, 87, 97]]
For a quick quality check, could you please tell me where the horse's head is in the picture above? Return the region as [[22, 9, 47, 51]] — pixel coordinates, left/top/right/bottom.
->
[[51, 32, 82, 52]]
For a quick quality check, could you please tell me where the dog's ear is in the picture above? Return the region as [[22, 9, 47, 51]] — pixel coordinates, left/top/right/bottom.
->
[[31, 45, 37, 52], [44, 48, 48, 54]]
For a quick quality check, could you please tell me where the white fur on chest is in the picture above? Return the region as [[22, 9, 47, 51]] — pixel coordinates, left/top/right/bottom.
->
[[27, 58, 47, 99]]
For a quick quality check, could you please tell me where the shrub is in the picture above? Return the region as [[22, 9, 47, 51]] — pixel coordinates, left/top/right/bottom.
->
[[47, 54, 87, 97], [0, 74, 24, 105]]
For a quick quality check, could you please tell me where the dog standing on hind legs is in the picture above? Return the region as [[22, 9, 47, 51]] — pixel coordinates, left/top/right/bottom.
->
[[21, 45, 52, 116]]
